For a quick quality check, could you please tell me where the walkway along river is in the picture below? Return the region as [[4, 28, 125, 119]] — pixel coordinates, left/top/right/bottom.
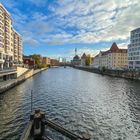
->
[[0, 67, 140, 140]]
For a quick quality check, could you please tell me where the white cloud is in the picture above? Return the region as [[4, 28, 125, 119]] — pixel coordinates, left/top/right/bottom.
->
[[24, 38, 39, 46], [3, 0, 140, 55], [48, 0, 140, 44]]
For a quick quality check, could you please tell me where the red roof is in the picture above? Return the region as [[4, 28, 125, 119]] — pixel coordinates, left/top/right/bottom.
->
[[110, 42, 119, 52], [81, 53, 87, 59], [96, 42, 127, 57]]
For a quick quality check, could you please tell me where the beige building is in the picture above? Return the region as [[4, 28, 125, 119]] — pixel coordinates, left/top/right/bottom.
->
[[42, 57, 51, 66], [0, 3, 22, 70], [93, 42, 128, 69]]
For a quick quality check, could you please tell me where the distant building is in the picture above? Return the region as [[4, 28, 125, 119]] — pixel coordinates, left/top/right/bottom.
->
[[128, 28, 140, 69], [42, 57, 51, 66], [71, 48, 81, 65], [50, 59, 59, 66], [93, 42, 128, 69], [59, 57, 66, 63], [23, 56, 35, 69], [71, 55, 81, 65], [81, 53, 87, 66]]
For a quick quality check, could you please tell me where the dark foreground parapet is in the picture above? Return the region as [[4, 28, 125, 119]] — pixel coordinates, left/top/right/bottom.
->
[[20, 110, 90, 140]]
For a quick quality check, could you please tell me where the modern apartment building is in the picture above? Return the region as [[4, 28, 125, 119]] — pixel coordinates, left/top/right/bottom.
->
[[93, 42, 128, 69], [0, 3, 22, 71], [128, 28, 140, 69]]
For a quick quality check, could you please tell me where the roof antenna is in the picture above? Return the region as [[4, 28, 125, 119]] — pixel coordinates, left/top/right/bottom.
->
[[31, 90, 33, 113]]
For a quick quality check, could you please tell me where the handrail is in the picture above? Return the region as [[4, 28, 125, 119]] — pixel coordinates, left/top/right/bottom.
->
[[44, 119, 89, 140], [20, 110, 90, 140]]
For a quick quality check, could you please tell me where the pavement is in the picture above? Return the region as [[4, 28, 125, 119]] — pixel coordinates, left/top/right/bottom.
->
[[0, 79, 16, 88]]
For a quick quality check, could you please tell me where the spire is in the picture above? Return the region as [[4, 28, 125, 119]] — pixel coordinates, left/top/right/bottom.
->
[[75, 48, 77, 56], [110, 42, 119, 51]]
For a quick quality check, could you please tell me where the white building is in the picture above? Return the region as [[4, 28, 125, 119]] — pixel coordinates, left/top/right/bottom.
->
[[93, 42, 128, 69], [128, 28, 140, 69], [0, 3, 22, 71]]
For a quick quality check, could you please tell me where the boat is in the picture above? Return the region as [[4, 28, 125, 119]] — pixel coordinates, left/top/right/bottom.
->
[[20, 109, 90, 140]]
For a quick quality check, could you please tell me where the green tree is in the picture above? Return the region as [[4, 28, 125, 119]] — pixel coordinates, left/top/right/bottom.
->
[[85, 55, 91, 66], [32, 54, 42, 68]]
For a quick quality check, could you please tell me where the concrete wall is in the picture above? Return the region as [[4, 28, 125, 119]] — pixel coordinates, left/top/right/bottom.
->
[[17, 67, 29, 77], [0, 68, 47, 94]]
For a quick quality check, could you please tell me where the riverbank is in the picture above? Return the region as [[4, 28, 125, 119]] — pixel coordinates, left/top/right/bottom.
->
[[0, 68, 47, 94], [74, 66, 140, 80]]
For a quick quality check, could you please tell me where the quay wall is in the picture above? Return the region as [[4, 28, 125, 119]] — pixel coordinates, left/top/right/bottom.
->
[[0, 68, 47, 94], [17, 67, 29, 77], [74, 66, 140, 80]]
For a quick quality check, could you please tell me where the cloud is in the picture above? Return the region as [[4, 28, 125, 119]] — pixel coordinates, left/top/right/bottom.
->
[[2, 0, 140, 58], [24, 38, 39, 46], [48, 0, 139, 44]]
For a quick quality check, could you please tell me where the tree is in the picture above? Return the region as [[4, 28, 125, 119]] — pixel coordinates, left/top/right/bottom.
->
[[85, 55, 91, 66], [31, 54, 42, 68]]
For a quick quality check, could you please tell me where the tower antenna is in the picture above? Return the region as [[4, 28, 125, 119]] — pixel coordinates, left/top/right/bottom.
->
[[75, 48, 77, 56]]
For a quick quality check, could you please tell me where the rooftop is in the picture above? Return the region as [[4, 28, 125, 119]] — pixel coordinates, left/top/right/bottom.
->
[[131, 27, 140, 33], [73, 55, 80, 60], [0, 3, 11, 17]]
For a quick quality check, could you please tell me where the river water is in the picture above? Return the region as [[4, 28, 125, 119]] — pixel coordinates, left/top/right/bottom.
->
[[0, 67, 140, 140]]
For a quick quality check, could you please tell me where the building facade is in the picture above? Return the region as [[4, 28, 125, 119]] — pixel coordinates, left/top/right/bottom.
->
[[42, 57, 51, 66], [0, 3, 22, 71], [71, 55, 81, 66], [81, 53, 87, 66], [128, 28, 140, 69], [23, 56, 35, 69], [93, 42, 128, 69], [50, 59, 59, 66]]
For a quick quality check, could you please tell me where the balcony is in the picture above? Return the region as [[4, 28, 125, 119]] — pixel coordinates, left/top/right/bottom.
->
[[0, 20, 3, 25], [0, 68, 16, 75], [5, 18, 10, 24]]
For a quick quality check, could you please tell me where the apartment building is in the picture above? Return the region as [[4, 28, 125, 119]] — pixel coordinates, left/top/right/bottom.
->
[[128, 28, 140, 69], [42, 57, 51, 66], [93, 42, 128, 69], [13, 30, 22, 65], [0, 3, 22, 71]]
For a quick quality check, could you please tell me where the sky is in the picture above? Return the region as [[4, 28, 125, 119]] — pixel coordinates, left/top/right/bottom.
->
[[1, 0, 140, 60]]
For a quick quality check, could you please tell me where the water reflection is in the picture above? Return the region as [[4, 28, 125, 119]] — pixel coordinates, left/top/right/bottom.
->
[[0, 67, 140, 140]]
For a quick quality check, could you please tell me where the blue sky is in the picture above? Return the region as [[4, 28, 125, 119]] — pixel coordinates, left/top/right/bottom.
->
[[1, 0, 140, 60]]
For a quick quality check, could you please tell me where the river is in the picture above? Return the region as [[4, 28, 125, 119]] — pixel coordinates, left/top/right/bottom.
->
[[0, 67, 140, 140]]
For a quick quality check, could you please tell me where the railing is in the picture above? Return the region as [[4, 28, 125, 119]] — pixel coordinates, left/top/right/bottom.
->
[[0, 68, 16, 74], [20, 110, 90, 140]]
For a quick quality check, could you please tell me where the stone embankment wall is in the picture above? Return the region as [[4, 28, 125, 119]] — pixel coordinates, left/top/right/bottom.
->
[[17, 67, 29, 77], [74, 66, 140, 80], [0, 68, 47, 94]]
